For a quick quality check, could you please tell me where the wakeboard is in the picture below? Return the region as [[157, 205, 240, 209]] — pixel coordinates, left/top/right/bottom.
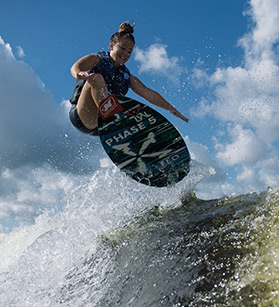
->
[[98, 95, 190, 187]]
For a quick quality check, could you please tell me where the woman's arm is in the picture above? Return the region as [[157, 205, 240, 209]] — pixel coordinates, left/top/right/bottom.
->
[[130, 75, 189, 123], [70, 54, 100, 79]]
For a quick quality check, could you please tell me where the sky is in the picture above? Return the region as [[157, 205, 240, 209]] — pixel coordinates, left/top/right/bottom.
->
[[1, 0, 279, 231]]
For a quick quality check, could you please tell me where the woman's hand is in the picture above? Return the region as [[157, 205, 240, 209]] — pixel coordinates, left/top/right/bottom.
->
[[71, 54, 100, 79], [76, 71, 95, 80], [169, 107, 189, 123]]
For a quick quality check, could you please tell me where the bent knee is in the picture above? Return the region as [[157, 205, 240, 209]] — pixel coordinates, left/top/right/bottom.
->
[[87, 73, 106, 88]]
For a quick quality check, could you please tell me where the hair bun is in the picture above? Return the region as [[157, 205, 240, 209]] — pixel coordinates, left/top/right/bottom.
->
[[119, 21, 135, 34]]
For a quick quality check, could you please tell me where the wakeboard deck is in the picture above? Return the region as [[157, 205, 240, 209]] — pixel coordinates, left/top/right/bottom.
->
[[97, 95, 190, 187]]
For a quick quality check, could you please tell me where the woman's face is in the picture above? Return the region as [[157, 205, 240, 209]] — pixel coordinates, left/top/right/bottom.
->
[[109, 37, 134, 67]]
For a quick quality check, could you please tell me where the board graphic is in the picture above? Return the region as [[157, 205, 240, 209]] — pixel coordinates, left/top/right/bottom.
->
[[98, 95, 190, 187]]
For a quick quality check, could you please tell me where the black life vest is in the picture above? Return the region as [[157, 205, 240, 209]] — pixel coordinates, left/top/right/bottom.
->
[[70, 51, 130, 105]]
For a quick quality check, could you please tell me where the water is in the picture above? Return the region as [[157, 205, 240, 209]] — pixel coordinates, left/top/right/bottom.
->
[[0, 161, 279, 306]]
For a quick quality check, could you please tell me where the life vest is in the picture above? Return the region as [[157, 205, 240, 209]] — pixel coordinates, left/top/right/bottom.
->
[[70, 51, 130, 105]]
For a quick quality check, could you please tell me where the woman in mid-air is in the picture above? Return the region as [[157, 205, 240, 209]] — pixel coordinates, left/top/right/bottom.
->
[[69, 21, 189, 136]]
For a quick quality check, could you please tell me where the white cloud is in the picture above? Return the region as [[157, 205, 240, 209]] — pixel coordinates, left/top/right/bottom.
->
[[215, 125, 270, 166], [240, 0, 279, 63], [15, 46, 25, 58], [0, 166, 80, 226], [191, 0, 279, 194], [0, 36, 13, 58], [194, 61, 279, 142], [0, 35, 102, 172], [134, 43, 181, 77], [0, 36, 104, 229]]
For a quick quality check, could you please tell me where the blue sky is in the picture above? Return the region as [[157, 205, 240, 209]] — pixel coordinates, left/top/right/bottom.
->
[[1, 0, 247, 102], [1, 0, 279, 230]]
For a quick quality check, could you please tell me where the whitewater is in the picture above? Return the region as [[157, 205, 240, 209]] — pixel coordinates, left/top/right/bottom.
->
[[0, 158, 279, 306]]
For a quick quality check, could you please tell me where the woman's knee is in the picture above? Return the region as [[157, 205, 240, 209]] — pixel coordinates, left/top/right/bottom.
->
[[87, 73, 106, 88]]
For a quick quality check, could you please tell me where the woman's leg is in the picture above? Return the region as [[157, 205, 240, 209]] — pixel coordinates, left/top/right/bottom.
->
[[76, 74, 109, 130]]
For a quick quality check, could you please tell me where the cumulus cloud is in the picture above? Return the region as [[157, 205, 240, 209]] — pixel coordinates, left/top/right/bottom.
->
[[134, 43, 181, 79], [0, 166, 80, 227], [199, 61, 279, 141], [15, 46, 25, 58], [0, 36, 103, 230], [215, 125, 270, 166], [0, 35, 102, 172], [191, 0, 279, 194], [240, 0, 279, 63]]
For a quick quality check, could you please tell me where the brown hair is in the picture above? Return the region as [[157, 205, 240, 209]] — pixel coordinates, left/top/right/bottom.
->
[[110, 22, 135, 45]]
